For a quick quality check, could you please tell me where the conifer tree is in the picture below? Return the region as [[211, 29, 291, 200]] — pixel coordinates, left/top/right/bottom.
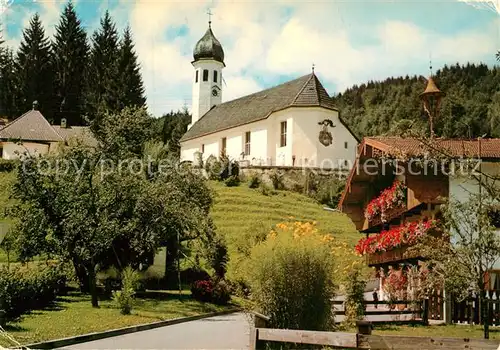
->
[[15, 13, 55, 120], [52, 0, 89, 126], [117, 26, 146, 109], [0, 46, 18, 119], [86, 10, 120, 123]]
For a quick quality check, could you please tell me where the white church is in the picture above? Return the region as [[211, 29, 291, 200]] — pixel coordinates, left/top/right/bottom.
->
[[180, 21, 359, 169]]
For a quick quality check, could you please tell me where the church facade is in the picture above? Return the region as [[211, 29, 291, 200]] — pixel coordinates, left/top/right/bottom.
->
[[180, 22, 359, 169]]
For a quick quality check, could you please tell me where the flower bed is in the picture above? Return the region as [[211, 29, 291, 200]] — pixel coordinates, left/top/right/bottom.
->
[[364, 180, 406, 222], [355, 219, 438, 255]]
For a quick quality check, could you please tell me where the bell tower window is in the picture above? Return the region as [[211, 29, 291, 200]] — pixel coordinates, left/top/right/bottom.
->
[[203, 69, 209, 82], [195, 70, 199, 83], [213, 71, 218, 83]]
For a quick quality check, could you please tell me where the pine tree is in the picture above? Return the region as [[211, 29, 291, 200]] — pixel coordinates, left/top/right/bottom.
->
[[52, 0, 90, 126], [86, 10, 120, 123], [0, 46, 18, 119], [117, 26, 146, 109], [15, 13, 55, 120]]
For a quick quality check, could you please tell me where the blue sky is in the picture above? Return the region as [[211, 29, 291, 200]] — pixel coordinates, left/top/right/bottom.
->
[[1, 0, 499, 117]]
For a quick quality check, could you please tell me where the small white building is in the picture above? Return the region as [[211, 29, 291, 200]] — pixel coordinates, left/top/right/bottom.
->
[[0, 105, 95, 160], [180, 22, 359, 169]]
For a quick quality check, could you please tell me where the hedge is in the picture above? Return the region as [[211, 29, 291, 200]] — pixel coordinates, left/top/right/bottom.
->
[[0, 265, 67, 324], [0, 159, 18, 172]]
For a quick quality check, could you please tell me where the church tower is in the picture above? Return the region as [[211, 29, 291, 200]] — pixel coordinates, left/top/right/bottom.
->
[[189, 17, 225, 130]]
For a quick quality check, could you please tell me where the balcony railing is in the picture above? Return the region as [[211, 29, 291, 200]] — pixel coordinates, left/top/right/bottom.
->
[[366, 245, 422, 266]]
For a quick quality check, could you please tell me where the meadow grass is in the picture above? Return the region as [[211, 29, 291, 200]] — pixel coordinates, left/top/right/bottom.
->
[[210, 180, 359, 247], [0, 290, 236, 346]]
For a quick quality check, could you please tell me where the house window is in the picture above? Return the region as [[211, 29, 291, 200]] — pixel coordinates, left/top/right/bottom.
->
[[344, 141, 348, 149], [344, 160, 349, 167], [214, 70, 218, 83], [280, 121, 287, 147], [201, 144, 205, 153], [195, 70, 199, 83], [0, 146, 3, 159], [221, 137, 227, 154], [203, 69, 208, 82], [244, 132, 251, 156]]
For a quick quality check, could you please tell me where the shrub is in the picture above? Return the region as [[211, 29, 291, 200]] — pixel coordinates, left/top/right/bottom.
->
[[248, 173, 261, 188], [204, 233, 229, 279], [191, 279, 214, 302], [191, 279, 231, 305], [205, 155, 221, 180], [219, 154, 239, 181], [112, 266, 140, 315], [0, 264, 67, 324], [269, 170, 285, 190], [212, 280, 231, 305], [0, 159, 17, 172], [224, 175, 240, 187], [341, 269, 366, 328], [246, 226, 336, 331]]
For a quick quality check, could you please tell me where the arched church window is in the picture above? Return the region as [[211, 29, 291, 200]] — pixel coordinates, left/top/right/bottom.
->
[[213, 70, 218, 83], [203, 69, 209, 82], [195, 70, 199, 83]]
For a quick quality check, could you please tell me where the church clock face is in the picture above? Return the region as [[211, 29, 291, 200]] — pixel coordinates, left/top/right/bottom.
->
[[212, 89, 219, 97]]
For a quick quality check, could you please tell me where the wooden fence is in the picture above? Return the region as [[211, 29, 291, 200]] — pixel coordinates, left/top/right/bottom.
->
[[332, 299, 427, 324], [451, 290, 500, 326], [251, 326, 500, 350]]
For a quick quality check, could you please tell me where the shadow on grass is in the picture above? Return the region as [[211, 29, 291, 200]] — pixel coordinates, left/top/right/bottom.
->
[[3, 324, 28, 332], [135, 290, 192, 301]]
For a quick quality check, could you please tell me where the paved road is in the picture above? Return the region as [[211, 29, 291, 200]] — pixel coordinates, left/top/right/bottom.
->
[[59, 312, 251, 350]]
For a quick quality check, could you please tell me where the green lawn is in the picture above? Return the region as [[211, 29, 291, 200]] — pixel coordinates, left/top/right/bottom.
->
[[210, 181, 358, 246], [373, 323, 500, 340], [0, 291, 237, 347]]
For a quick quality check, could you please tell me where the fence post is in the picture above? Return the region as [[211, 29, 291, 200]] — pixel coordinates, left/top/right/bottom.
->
[[356, 320, 373, 335], [422, 298, 429, 326]]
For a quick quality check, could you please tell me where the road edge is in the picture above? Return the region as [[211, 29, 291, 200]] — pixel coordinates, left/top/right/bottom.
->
[[23, 308, 241, 349]]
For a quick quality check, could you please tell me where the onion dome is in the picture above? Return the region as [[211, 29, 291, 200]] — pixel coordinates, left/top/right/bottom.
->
[[193, 24, 225, 65], [420, 76, 445, 98]]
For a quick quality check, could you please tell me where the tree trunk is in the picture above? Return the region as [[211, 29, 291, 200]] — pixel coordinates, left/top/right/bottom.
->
[[87, 264, 99, 308], [164, 239, 178, 289], [73, 258, 90, 292]]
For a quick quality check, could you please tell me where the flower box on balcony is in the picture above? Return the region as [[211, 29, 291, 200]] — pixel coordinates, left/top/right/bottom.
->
[[365, 180, 407, 223], [366, 245, 422, 266]]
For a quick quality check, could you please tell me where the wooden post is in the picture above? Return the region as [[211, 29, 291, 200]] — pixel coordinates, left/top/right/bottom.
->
[[422, 298, 429, 325], [356, 320, 373, 335], [251, 313, 269, 350]]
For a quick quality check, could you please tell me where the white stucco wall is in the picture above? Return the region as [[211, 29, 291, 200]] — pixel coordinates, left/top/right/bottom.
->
[[180, 106, 359, 168], [1, 141, 50, 159], [449, 161, 500, 270], [291, 107, 358, 168], [180, 120, 270, 165]]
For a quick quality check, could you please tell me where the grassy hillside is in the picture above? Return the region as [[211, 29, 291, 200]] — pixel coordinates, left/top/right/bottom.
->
[[210, 181, 359, 247]]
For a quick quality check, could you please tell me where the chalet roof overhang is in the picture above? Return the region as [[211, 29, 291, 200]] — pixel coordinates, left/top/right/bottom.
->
[[338, 137, 500, 210]]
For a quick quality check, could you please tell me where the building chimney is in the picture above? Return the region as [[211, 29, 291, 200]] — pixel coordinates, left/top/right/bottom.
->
[[61, 118, 67, 128], [32, 100, 39, 110]]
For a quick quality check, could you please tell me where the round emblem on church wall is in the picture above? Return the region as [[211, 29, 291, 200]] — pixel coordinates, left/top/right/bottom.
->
[[318, 119, 335, 147]]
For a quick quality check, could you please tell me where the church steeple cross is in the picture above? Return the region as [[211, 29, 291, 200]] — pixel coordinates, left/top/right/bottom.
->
[[207, 9, 213, 26]]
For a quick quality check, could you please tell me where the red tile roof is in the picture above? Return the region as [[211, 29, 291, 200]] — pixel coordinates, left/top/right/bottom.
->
[[365, 137, 500, 159]]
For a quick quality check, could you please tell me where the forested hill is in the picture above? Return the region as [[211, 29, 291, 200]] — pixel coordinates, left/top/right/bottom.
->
[[333, 63, 500, 139]]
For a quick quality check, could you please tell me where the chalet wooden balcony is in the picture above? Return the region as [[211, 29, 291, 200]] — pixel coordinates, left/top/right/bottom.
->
[[362, 204, 408, 231], [366, 245, 422, 266]]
